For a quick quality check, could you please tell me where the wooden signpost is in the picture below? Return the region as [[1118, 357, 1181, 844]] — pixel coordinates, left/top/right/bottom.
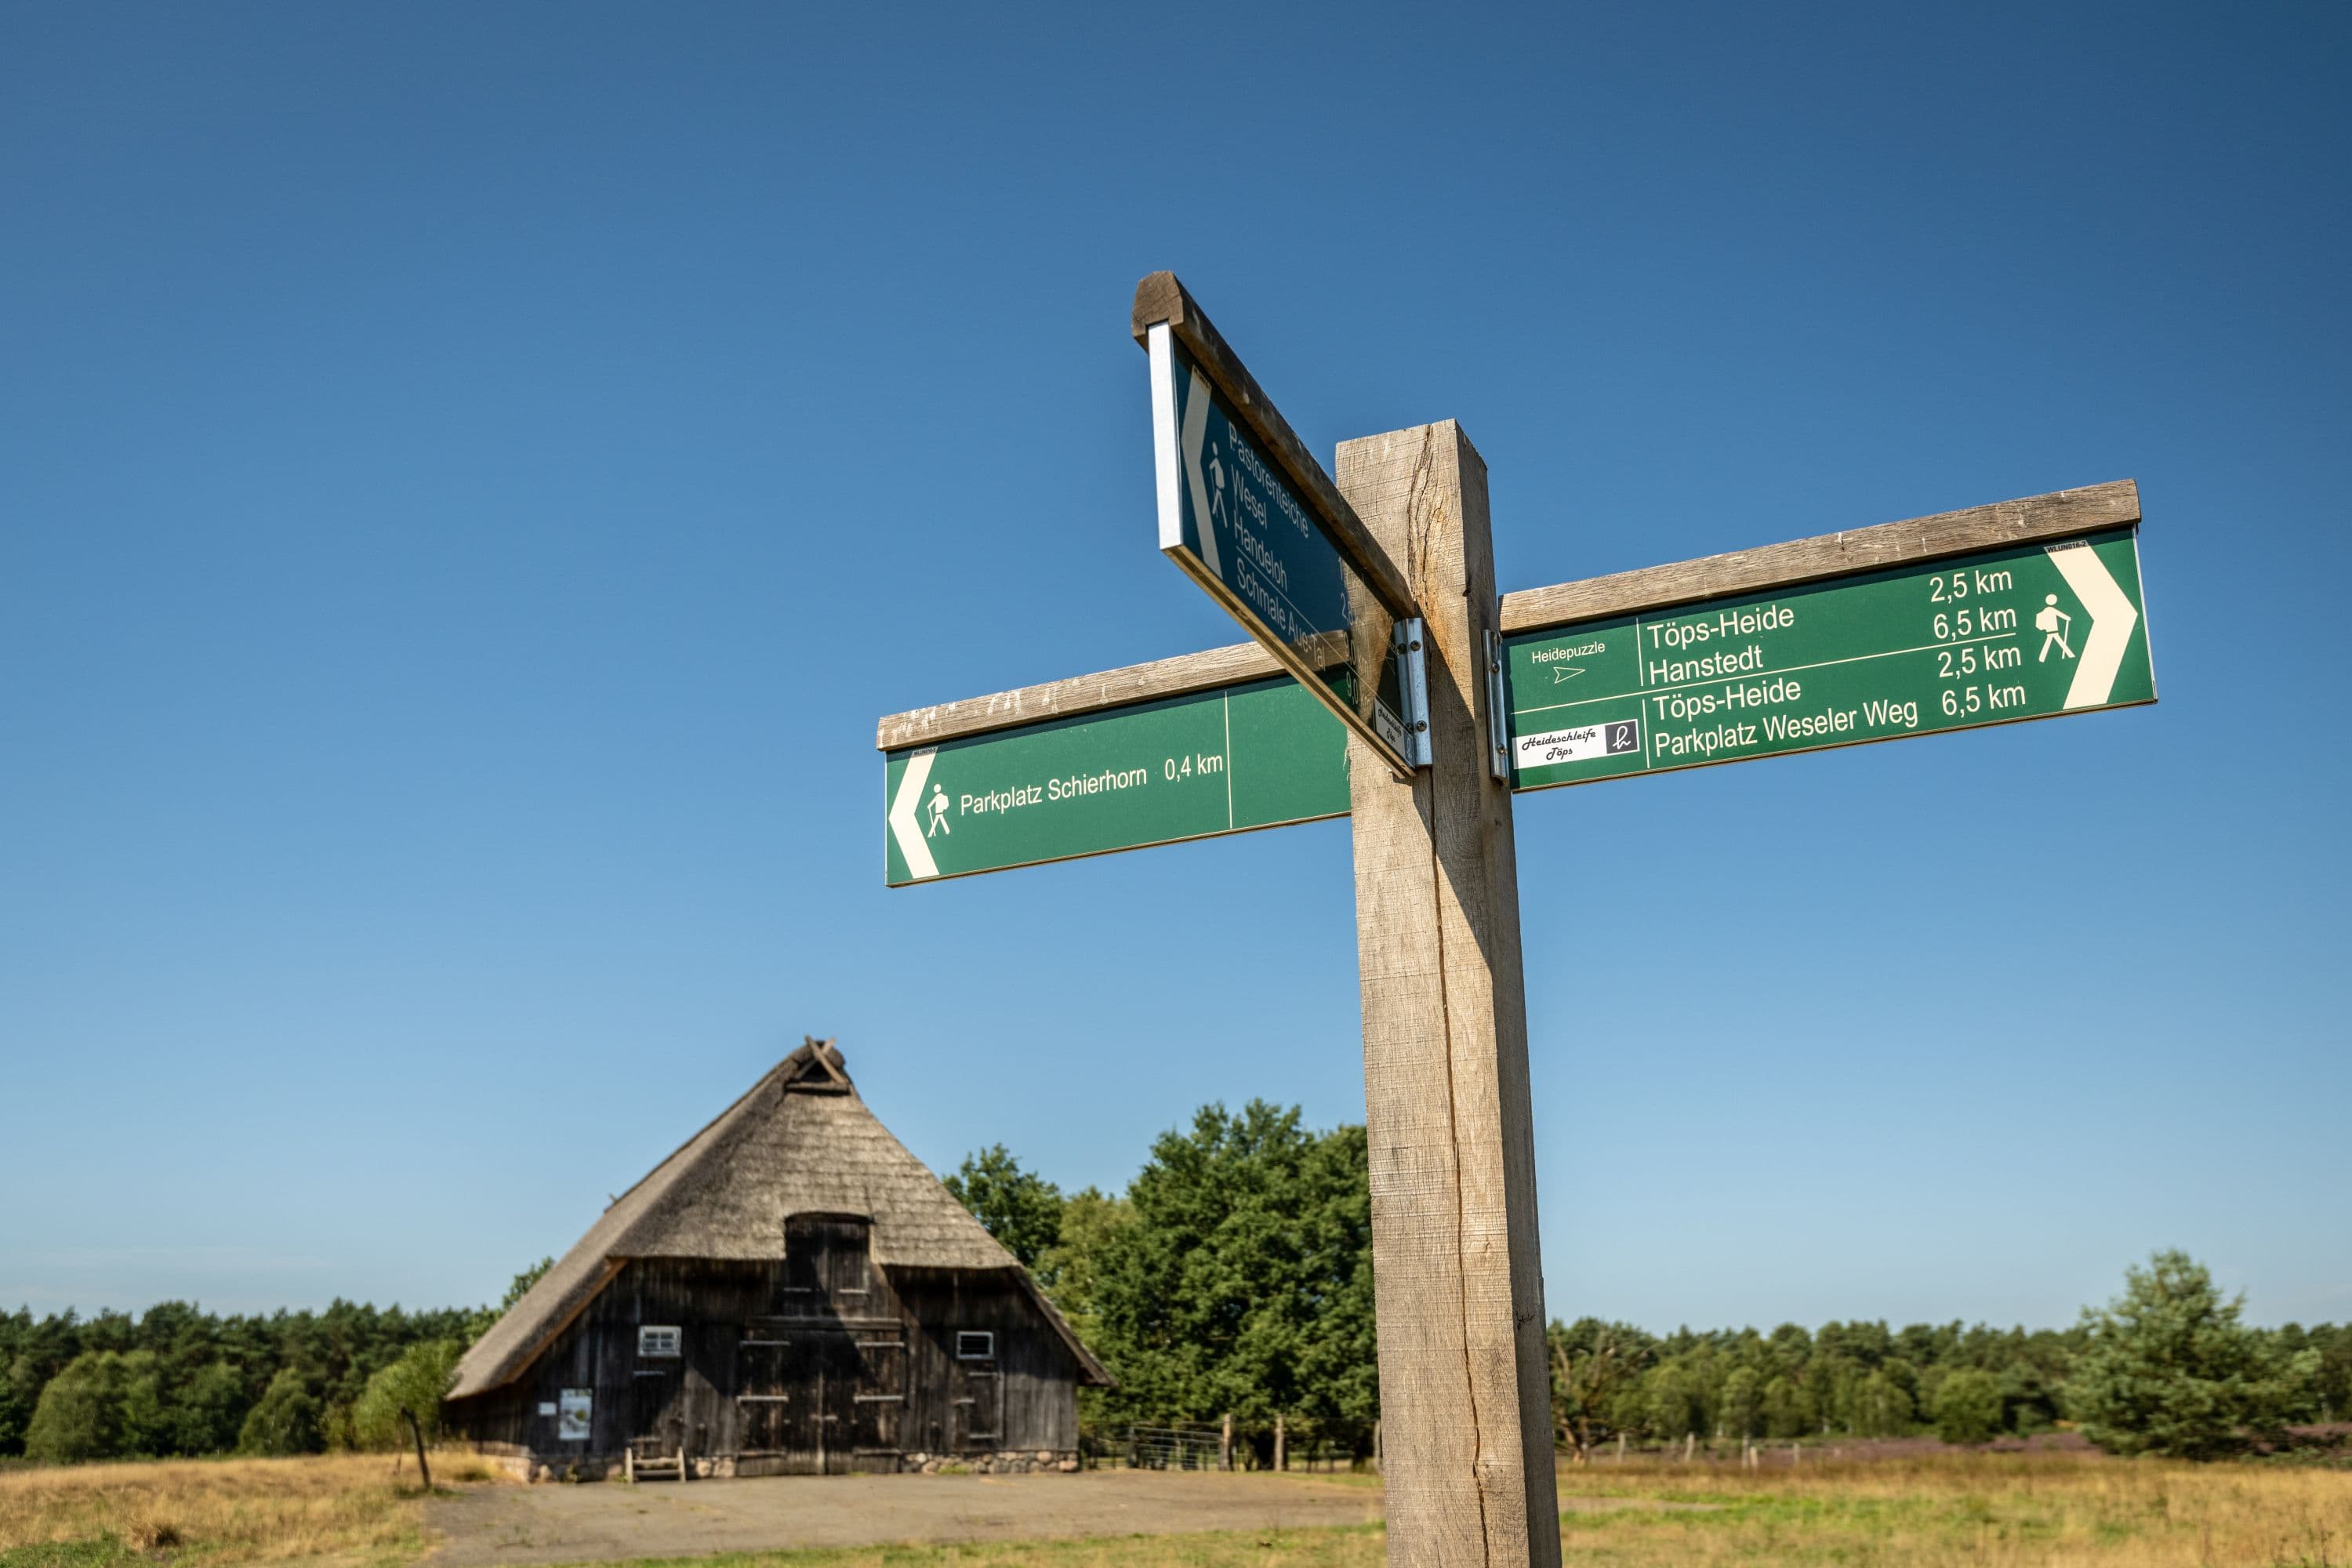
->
[[876, 274, 2154, 1567]]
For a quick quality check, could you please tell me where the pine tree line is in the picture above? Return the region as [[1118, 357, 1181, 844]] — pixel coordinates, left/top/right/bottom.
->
[[0, 1261, 549, 1465]]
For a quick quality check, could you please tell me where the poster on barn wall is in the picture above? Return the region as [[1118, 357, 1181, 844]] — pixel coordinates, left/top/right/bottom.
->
[[558, 1388, 591, 1441]]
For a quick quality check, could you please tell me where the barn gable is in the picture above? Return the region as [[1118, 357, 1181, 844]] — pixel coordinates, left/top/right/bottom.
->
[[452, 1039, 1109, 1404]]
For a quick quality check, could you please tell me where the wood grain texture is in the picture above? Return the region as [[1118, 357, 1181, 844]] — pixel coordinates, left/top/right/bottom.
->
[[1132, 271, 1421, 621], [1498, 480, 2138, 634], [875, 641, 1279, 751], [1341, 423, 1559, 1568]]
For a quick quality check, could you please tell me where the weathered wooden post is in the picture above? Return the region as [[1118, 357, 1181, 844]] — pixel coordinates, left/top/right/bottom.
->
[[1275, 1412, 1287, 1472], [1221, 1410, 1234, 1472], [1338, 423, 1560, 1568]]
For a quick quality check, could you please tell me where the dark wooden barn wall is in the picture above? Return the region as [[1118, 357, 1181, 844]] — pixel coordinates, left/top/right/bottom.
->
[[448, 1231, 1081, 1472]]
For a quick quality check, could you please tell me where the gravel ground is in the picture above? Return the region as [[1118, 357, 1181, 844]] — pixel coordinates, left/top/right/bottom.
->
[[426, 1470, 1388, 1563]]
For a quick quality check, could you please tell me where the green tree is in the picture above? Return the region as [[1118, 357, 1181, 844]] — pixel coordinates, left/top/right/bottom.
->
[[167, 1360, 249, 1455], [1034, 1187, 1131, 1325], [1083, 1103, 1376, 1428], [945, 1145, 1064, 1270], [1548, 1319, 1653, 1461], [1852, 1370, 1914, 1436], [1719, 1366, 1763, 1439], [238, 1366, 324, 1456], [1033, 1187, 1135, 1429], [353, 1341, 461, 1486], [24, 1352, 151, 1463], [2070, 1250, 2318, 1460], [1933, 1367, 2004, 1444], [1642, 1361, 1702, 1440], [1760, 1374, 1810, 1439], [2000, 1357, 2063, 1433]]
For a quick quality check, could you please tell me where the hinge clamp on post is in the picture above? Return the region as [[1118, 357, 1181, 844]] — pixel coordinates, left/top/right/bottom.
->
[[1484, 630, 1511, 784], [1393, 619, 1433, 769]]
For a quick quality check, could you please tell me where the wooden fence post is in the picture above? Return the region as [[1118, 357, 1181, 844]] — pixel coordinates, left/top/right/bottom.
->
[[1275, 1413, 1287, 1472], [1222, 1411, 1234, 1472], [1339, 423, 1559, 1568]]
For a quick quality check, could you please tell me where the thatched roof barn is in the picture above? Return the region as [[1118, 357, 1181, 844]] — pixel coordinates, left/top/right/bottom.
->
[[447, 1039, 1109, 1479]]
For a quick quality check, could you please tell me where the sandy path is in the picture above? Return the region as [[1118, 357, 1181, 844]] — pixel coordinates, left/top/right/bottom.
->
[[426, 1470, 1386, 1563]]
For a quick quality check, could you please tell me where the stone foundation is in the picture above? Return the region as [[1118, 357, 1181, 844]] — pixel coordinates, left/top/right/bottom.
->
[[492, 1447, 1082, 1482], [899, 1449, 1080, 1475]]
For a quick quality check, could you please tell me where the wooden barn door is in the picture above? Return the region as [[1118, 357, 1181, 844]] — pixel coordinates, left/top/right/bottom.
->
[[846, 1330, 906, 1470], [761, 1216, 906, 1474], [629, 1367, 679, 1458], [734, 1331, 793, 1458], [954, 1344, 1000, 1453]]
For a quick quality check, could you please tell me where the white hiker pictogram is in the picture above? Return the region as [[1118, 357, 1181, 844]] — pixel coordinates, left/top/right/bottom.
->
[[925, 782, 952, 838], [1207, 441, 1231, 533], [2036, 593, 2076, 662]]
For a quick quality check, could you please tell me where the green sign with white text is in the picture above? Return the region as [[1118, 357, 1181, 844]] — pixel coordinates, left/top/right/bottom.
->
[[1506, 528, 2154, 790], [884, 677, 1350, 885]]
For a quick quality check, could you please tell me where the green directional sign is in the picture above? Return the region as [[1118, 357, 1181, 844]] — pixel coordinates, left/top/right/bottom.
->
[[1506, 527, 2154, 791], [884, 677, 1350, 886], [1146, 324, 1415, 771]]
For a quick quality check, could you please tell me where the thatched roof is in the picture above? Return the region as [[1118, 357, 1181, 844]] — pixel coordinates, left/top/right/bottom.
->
[[451, 1040, 1110, 1398]]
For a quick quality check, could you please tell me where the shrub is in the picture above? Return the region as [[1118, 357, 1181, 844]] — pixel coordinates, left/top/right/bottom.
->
[[238, 1367, 323, 1456], [1933, 1367, 2004, 1444], [23, 1352, 162, 1464]]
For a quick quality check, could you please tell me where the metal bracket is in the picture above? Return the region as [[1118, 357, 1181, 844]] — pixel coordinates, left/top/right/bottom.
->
[[1484, 630, 1511, 784], [1393, 619, 1433, 769]]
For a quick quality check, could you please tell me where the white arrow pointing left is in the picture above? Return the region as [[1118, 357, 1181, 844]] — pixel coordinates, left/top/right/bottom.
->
[[888, 749, 939, 880], [2048, 543, 2140, 709]]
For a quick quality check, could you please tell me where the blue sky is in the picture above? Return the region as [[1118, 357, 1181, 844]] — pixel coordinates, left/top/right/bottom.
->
[[4, 2, 2345, 1335]]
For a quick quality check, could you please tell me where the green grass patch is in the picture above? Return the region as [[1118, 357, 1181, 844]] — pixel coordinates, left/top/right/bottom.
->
[[0, 1537, 144, 1568]]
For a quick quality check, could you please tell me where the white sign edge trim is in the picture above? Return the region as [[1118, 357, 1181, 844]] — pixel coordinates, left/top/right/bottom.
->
[[1149, 323, 1218, 574]]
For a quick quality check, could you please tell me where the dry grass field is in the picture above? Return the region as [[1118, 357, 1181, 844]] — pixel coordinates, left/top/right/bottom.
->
[[1547, 1450, 2352, 1566], [0, 1453, 504, 1568], [0, 1448, 2346, 1568]]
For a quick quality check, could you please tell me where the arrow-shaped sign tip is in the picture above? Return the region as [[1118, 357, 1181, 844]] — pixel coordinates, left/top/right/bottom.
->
[[888, 750, 940, 880]]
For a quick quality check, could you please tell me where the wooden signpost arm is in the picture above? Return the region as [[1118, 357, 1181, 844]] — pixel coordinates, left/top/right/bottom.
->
[[876, 481, 2136, 753], [875, 641, 1283, 751], [1338, 422, 1560, 1568], [1499, 479, 2137, 634]]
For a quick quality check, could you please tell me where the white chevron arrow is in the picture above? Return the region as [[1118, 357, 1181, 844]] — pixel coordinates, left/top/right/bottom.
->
[[887, 749, 939, 880], [2047, 543, 2139, 709]]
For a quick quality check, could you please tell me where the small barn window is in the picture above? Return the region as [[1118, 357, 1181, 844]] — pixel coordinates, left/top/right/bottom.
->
[[637, 1324, 682, 1359], [956, 1330, 994, 1360]]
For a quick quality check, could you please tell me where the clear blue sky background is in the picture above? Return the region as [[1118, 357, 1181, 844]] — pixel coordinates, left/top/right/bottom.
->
[[4, 2, 2345, 1336]]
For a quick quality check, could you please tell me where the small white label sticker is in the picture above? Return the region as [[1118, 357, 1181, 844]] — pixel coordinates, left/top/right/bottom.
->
[[1516, 719, 1640, 768]]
